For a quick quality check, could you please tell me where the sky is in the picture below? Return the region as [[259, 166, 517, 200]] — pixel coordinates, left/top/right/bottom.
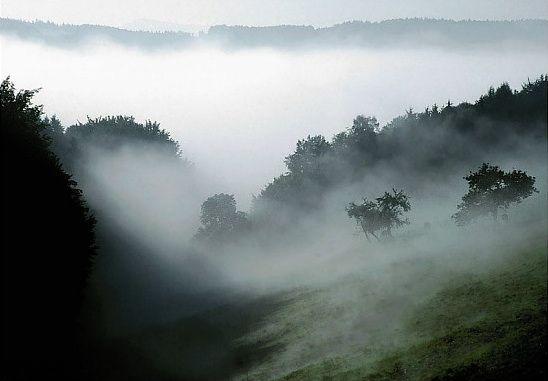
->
[[2, 0, 548, 28]]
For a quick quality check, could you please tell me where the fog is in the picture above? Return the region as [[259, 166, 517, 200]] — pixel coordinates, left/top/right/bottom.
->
[[72, 122, 546, 339], [4, 0, 548, 27], [2, 31, 547, 379], [2, 35, 547, 208]]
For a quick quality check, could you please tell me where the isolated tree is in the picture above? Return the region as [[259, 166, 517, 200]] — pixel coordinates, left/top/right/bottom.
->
[[453, 163, 538, 225], [1, 78, 96, 379], [195, 193, 249, 243], [347, 189, 411, 241]]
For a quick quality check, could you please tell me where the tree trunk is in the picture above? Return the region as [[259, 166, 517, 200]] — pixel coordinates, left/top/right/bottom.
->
[[360, 221, 371, 242]]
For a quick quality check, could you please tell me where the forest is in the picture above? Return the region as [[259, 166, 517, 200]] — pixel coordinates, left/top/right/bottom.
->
[[2, 71, 546, 379], [1, 17, 548, 50]]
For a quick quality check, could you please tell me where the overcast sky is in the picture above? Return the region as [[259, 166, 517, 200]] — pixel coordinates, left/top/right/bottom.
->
[[2, 0, 548, 28]]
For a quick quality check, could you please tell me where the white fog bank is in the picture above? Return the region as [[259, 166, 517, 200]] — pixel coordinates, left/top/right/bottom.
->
[[2, 36, 547, 206]]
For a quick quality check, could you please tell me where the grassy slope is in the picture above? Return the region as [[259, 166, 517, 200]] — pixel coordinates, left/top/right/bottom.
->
[[88, 228, 546, 381], [277, 245, 547, 381]]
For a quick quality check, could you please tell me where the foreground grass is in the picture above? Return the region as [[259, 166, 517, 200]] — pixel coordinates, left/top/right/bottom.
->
[[87, 227, 546, 380], [278, 245, 547, 380]]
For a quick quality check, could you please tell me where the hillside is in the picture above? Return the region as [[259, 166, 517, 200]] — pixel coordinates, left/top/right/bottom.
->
[[254, 77, 547, 222], [2, 2, 548, 379], [276, 241, 546, 380], [84, 217, 547, 380], [1, 18, 547, 50]]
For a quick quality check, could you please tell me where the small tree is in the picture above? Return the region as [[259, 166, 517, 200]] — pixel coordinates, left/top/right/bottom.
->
[[195, 193, 249, 243], [453, 163, 538, 225], [347, 189, 411, 241]]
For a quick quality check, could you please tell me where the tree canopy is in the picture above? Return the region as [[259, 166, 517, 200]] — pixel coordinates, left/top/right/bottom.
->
[[254, 76, 546, 226], [453, 163, 538, 225], [195, 193, 249, 243], [41, 114, 188, 175], [66, 115, 182, 157], [347, 189, 411, 241], [1, 77, 96, 379]]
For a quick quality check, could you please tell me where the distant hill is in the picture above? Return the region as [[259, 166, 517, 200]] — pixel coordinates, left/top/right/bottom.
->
[[0, 18, 194, 49], [123, 18, 208, 34], [1, 18, 547, 50]]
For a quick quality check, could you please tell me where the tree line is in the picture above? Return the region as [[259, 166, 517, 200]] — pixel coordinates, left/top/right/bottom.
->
[[252, 77, 545, 220], [0, 74, 544, 377], [2, 18, 547, 50], [1, 78, 97, 379], [1, 79, 187, 379], [195, 162, 538, 244], [194, 77, 545, 243]]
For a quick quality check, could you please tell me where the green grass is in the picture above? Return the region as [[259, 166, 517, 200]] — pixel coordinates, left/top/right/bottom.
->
[[88, 232, 547, 380], [277, 246, 547, 381]]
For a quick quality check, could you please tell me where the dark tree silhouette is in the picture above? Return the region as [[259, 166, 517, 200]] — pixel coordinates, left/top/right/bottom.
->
[[1, 78, 96, 379], [453, 163, 538, 225], [42, 114, 76, 165], [332, 115, 379, 164], [284, 135, 331, 178], [195, 193, 249, 243], [255, 76, 546, 228], [41, 115, 188, 175], [347, 189, 411, 241], [66, 115, 182, 157]]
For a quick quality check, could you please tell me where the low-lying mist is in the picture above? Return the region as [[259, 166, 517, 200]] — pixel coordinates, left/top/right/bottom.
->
[[3, 33, 547, 378], [2, 35, 547, 207], [76, 128, 546, 338], [2, 14, 547, 380]]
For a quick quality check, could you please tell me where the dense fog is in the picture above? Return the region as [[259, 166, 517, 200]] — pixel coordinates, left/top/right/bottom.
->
[[2, 21, 547, 380], [2, 35, 547, 207]]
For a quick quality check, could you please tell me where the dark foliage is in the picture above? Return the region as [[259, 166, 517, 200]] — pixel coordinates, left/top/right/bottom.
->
[[195, 193, 250, 244], [255, 76, 547, 225], [347, 189, 411, 241], [1, 78, 96, 379], [41, 115, 187, 177], [453, 163, 538, 225], [68, 115, 181, 156]]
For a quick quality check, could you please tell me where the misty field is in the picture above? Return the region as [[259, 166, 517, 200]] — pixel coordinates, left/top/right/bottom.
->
[[2, 15, 547, 381], [81, 221, 546, 380]]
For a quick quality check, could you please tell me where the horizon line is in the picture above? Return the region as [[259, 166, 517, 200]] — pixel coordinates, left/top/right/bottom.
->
[[2, 16, 548, 34]]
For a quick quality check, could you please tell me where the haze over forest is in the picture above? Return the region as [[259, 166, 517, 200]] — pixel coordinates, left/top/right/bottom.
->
[[1, 7, 547, 381], [2, 18, 547, 206]]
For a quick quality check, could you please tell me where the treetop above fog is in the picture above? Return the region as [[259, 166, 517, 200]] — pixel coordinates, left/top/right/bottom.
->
[[453, 163, 538, 225], [255, 76, 546, 218], [65, 115, 182, 158], [347, 189, 411, 241], [194, 193, 249, 244]]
